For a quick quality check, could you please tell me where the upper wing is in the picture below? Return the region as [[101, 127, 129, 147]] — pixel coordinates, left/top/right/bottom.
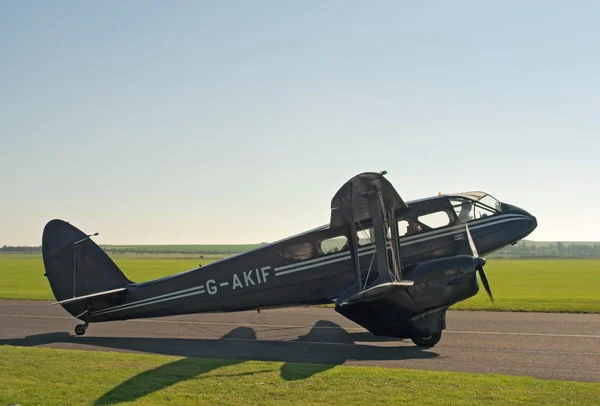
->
[[329, 171, 409, 228]]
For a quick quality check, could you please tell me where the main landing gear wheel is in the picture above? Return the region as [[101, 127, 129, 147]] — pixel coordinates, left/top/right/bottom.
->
[[411, 331, 442, 347], [74, 323, 88, 336]]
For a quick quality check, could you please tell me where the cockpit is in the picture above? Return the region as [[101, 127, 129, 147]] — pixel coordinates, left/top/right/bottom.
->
[[387, 191, 504, 237], [448, 191, 502, 223]]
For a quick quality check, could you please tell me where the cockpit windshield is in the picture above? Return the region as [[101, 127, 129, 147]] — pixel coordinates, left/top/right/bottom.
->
[[451, 192, 502, 212], [449, 191, 502, 222]]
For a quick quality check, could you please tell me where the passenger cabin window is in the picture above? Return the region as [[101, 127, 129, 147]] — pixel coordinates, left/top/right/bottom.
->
[[359, 224, 410, 246], [418, 211, 452, 229], [357, 228, 375, 246], [385, 221, 411, 237], [359, 222, 412, 245], [398, 219, 419, 235], [279, 242, 315, 261], [397, 220, 408, 234], [317, 236, 349, 254]]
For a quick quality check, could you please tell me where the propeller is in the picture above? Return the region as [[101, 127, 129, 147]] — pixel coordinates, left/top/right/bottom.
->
[[465, 222, 494, 303]]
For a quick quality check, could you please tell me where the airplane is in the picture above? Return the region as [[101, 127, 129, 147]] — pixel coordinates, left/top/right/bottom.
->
[[41, 171, 537, 347]]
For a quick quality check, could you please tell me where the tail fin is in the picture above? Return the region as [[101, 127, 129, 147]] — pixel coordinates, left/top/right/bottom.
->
[[42, 219, 132, 319]]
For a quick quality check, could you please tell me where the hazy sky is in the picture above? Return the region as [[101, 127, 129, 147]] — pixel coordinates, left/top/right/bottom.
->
[[1, 1, 598, 246]]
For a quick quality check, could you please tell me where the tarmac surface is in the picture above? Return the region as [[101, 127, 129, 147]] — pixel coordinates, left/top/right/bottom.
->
[[1, 300, 599, 382]]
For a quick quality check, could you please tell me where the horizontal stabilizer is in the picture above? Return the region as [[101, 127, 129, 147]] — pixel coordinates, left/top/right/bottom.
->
[[51, 287, 127, 305], [338, 281, 414, 306]]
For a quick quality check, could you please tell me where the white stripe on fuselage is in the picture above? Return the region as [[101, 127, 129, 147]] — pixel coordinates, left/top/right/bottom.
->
[[273, 214, 529, 276], [90, 214, 529, 317]]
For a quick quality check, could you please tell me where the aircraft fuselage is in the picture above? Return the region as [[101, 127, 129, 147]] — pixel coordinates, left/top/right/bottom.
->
[[80, 193, 536, 322]]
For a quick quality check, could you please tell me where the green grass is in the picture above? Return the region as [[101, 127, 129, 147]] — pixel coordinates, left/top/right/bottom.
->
[[451, 259, 600, 313], [0, 253, 216, 301], [0, 346, 597, 405], [1, 254, 599, 312], [315, 259, 600, 313]]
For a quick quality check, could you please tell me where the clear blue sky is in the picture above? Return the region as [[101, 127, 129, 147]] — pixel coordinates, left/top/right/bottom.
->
[[1, 1, 598, 246]]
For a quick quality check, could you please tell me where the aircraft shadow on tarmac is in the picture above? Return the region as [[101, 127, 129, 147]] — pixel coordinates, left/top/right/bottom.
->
[[0, 320, 438, 405]]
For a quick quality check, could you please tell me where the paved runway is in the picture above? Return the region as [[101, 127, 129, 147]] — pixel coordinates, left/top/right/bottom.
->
[[1, 300, 599, 382]]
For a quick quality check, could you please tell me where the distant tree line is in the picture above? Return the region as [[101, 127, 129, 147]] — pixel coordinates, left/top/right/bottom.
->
[[489, 241, 600, 259], [98, 245, 256, 255], [2, 242, 600, 258], [0, 245, 41, 252]]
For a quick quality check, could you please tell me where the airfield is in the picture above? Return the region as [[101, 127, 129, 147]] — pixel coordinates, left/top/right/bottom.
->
[[1, 251, 599, 404], [2, 300, 599, 383]]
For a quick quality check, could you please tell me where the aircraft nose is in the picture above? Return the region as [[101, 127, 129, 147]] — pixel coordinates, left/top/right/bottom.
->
[[523, 211, 537, 231], [525, 215, 538, 237], [520, 211, 537, 235], [501, 202, 538, 237], [502, 203, 536, 220]]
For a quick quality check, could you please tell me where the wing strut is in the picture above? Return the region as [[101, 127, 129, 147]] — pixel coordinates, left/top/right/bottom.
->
[[329, 171, 411, 299], [388, 201, 403, 281], [369, 190, 394, 286], [348, 219, 362, 292]]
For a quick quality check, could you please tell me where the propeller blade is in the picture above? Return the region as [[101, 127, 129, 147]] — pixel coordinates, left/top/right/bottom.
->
[[477, 265, 494, 303], [465, 222, 478, 258], [465, 223, 493, 303]]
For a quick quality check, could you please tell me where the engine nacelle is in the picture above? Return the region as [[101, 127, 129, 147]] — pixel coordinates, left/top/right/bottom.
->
[[403, 255, 482, 310]]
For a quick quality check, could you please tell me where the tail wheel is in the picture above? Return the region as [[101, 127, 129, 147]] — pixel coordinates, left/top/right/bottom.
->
[[411, 331, 442, 347], [74, 323, 88, 336]]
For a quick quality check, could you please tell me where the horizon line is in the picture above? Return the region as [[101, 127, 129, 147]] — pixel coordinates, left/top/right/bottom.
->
[[2, 239, 600, 248]]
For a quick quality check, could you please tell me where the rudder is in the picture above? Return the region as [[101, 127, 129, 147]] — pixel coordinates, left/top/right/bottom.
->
[[42, 219, 132, 319]]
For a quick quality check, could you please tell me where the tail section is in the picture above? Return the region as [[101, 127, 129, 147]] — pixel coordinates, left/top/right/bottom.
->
[[42, 219, 132, 319]]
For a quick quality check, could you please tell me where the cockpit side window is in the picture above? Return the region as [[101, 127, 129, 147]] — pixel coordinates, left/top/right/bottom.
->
[[452, 199, 474, 222], [473, 202, 496, 219]]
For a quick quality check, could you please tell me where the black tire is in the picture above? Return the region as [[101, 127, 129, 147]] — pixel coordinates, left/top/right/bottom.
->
[[411, 331, 442, 347], [74, 324, 87, 336]]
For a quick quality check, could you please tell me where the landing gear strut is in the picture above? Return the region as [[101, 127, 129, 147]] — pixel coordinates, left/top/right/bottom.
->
[[74, 322, 88, 336], [411, 331, 442, 347]]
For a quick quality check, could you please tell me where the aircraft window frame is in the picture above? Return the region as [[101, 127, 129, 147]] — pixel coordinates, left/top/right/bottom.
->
[[451, 192, 502, 213], [398, 219, 421, 236], [317, 235, 349, 255], [359, 222, 410, 246], [472, 202, 496, 219], [357, 227, 375, 246], [450, 197, 501, 223], [451, 198, 474, 222], [278, 242, 316, 262], [392, 220, 410, 238], [417, 210, 453, 230], [479, 195, 503, 213]]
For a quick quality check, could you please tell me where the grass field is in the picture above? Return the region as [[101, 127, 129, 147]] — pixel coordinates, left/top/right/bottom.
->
[[0, 254, 598, 312], [0, 345, 598, 405], [452, 259, 600, 312]]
